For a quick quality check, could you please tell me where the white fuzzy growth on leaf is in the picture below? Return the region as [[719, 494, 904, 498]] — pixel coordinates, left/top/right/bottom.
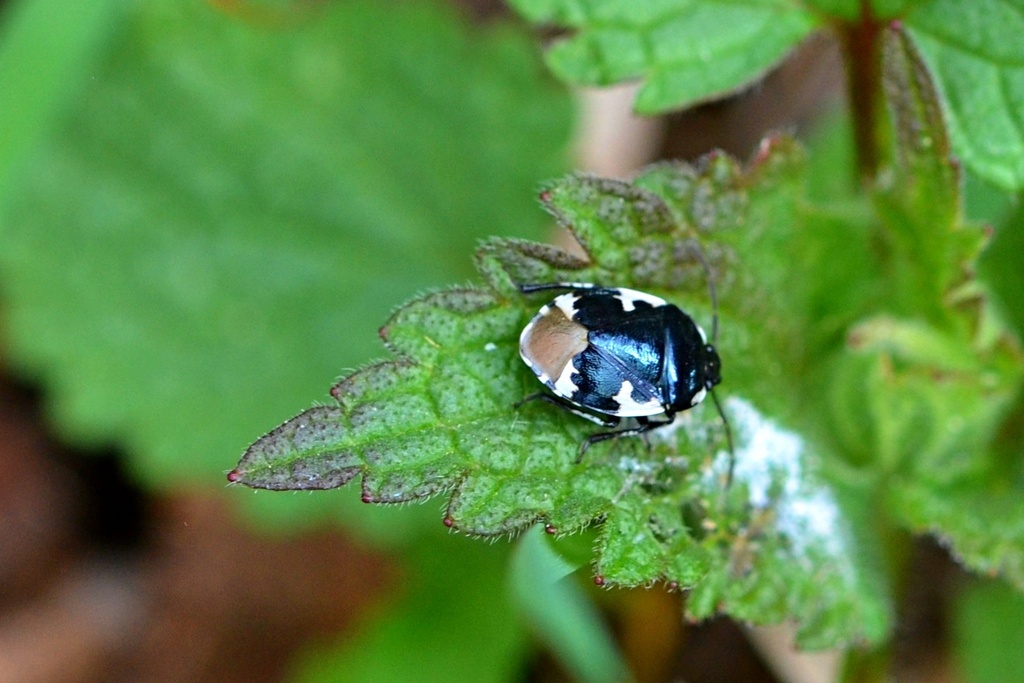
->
[[725, 397, 849, 564]]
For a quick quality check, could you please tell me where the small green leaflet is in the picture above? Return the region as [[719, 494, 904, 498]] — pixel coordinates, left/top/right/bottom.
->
[[814, 25, 1024, 607], [905, 0, 1024, 190], [508, 0, 820, 113]]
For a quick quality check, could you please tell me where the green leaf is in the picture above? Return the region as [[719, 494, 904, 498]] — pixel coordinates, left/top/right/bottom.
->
[[801, 0, 921, 17], [905, 0, 1024, 191], [953, 579, 1024, 683], [510, 527, 630, 683], [882, 25, 959, 221], [817, 24, 1024, 592], [234, 144, 893, 648], [965, 172, 1018, 227], [800, 0, 861, 18], [834, 26, 1024, 479], [682, 399, 892, 649], [827, 321, 1016, 480], [0, 0, 573, 492], [0, 0, 121, 196], [804, 110, 860, 205], [292, 538, 529, 683], [508, 0, 821, 113], [877, 25, 975, 323], [981, 200, 1024, 340], [895, 481, 1024, 591], [232, 160, 760, 507]]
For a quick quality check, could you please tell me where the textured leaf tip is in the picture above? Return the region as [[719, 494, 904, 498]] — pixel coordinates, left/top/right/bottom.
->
[[883, 24, 954, 176]]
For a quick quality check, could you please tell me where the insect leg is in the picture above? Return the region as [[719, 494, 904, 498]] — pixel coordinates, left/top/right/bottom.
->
[[709, 388, 735, 487], [515, 392, 620, 427], [517, 282, 607, 295], [577, 413, 675, 463]]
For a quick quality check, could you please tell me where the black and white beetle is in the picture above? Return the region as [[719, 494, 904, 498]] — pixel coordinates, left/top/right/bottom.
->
[[517, 251, 734, 482]]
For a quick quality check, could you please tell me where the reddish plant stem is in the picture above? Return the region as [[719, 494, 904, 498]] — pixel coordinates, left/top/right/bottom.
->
[[838, 1, 885, 181]]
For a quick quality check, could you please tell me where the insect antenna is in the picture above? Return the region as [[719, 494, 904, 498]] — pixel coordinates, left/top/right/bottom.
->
[[688, 239, 719, 344], [709, 388, 735, 487], [689, 239, 735, 486]]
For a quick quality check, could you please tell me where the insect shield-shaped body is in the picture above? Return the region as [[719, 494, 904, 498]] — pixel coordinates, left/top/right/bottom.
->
[[518, 283, 723, 456]]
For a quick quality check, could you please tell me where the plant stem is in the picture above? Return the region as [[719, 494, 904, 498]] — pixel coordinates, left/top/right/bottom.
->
[[838, 1, 885, 182]]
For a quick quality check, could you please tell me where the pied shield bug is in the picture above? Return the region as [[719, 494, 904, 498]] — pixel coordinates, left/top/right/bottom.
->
[[517, 243, 734, 482]]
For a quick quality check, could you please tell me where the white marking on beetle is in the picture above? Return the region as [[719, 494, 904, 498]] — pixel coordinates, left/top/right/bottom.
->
[[695, 322, 708, 344], [518, 344, 534, 368], [613, 287, 667, 313], [690, 387, 707, 406], [610, 380, 663, 417], [562, 404, 616, 425], [552, 358, 580, 398], [553, 293, 578, 320]]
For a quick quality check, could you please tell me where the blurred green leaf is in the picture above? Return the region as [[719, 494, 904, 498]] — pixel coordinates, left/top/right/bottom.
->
[[905, 0, 1024, 191], [896, 481, 1024, 590], [804, 110, 860, 206], [827, 336, 1014, 481], [507, 0, 820, 113], [511, 527, 629, 683], [953, 579, 1024, 683], [0, 0, 121, 195], [877, 25, 974, 323], [0, 0, 573, 496], [980, 201, 1024, 340], [800, 0, 861, 18], [861, 26, 1019, 474], [872, 0, 920, 15], [292, 536, 528, 683], [802, 0, 923, 17], [820, 26, 1024, 592], [964, 172, 1018, 227], [882, 25, 959, 215]]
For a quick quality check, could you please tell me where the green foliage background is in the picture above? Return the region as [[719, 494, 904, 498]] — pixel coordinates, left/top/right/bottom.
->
[[1, 0, 1022, 681], [0, 0, 572, 680]]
